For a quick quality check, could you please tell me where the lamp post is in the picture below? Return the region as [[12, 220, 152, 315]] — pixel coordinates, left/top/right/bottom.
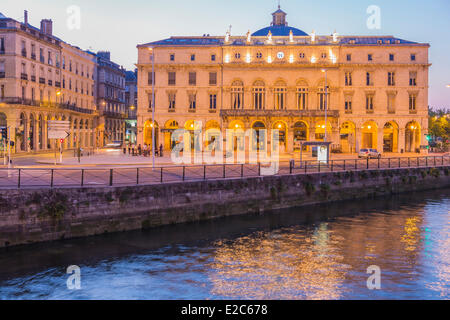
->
[[149, 47, 156, 169]]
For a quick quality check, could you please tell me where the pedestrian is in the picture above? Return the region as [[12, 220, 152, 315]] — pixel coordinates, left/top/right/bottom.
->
[[159, 144, 163, 157], [138, 144, 142, 155]]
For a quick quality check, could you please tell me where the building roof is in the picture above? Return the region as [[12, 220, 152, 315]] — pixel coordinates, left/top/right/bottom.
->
[[0, 12, 7, 19], [252, 25, 308, 37], [125, 70, 137, 82]]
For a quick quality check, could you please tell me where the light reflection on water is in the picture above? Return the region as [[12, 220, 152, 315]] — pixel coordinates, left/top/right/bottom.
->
[[0, 189, 448, 300]]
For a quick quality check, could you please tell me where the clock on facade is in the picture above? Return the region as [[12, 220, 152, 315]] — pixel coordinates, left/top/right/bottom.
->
[[277, 52, 285, 59]]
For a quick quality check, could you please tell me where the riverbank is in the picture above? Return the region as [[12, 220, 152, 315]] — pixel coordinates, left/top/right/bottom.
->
[[0, 165, 449, 248]]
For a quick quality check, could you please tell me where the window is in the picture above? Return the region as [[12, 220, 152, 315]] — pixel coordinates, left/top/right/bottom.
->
[[0, 37, 5, 53], [211, 54, 216, 61], [344, 96, 352, 113], [209, 94, 217, 110], [411, 54, 416, 61], [0, 61, 4, 77], [40, 48, 44, 63], [170, 54, 175, 61], [1, 85, 4, 99], [346, 54, 351, 61], [321, 53, 327, 59], [345, 72, 352, 86], [257, 52, 263, 59], [188, 72, 196, 86], [387, 94, 396, 113], [274, 87, 286, 110], [317, 88, 328, 110], [409, 94, 417, 112], [168, 72, 176, 85], [366, 72, 373, 86], [231, 81, 243, 109], [409, 71, 417, 86], [209, 72, 217, 86], [168, 93, 176, 110], [388, 72, 395, 86], [366, 95, 374, 112], [297, 87, 308, 110], [368, 54, 373, 61], [148, 71, 155, 85], [21, 40, 26, 57], [299, 53, 305, 59], [235, 53, 241, 59], [190, 54, 195, 61], [252, 83, 265, 110], [389, 54, 394, 61], [188, 93, 196, 110]]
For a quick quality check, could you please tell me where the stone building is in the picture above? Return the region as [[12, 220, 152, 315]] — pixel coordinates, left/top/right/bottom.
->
[[125, 69, 137, 145], [136, 7, 430, 154], [96, 51, 126, 145], [0, 11, 98, 153]]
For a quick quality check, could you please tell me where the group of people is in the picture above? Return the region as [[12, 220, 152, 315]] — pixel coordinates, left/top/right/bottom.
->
[[125, 144, 164, 157]]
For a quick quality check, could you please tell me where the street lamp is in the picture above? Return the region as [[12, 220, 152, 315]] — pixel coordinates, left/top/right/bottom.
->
[[321, 69, 328, 142], [148, 47, 156, 169]]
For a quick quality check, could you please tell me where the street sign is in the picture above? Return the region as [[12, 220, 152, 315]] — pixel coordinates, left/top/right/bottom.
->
[[48, 120, 70, 139]]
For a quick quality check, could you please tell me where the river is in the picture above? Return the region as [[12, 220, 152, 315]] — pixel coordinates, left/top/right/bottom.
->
[[0, 189, 448, 300]]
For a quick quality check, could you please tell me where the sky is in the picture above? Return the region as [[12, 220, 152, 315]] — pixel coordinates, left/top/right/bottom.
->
[[2, 0, 450, 108]]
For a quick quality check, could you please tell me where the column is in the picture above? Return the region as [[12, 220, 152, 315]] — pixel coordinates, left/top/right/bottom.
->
[[355, 127, 361, 152], [287, 122, 294, 153], [377, 128, 384, 152], [398, 128, 405, 153]]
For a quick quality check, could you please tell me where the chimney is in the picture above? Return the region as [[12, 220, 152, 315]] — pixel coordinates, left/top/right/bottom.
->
[[40, 19, 53, 35], [24, 10, 28, 25], [97, 51, 111, 60]]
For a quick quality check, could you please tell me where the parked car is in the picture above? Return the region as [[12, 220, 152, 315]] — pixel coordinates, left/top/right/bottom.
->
[[358, 148, 382, 159]]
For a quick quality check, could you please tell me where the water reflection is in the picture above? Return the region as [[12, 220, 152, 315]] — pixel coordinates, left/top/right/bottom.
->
[[0, 189, 448, 300]]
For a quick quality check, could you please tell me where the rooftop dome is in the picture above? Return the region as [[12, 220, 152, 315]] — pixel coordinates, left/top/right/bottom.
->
[[252, 6, 308, 37]]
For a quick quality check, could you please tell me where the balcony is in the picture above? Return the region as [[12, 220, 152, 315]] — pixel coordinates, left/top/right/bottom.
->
[[39, 77, 45, 84], [20, 73, 28, 80], [220, 109, 340, 118], [40, 56, 45, 63], [48, 80, 53, 86], [21, 50, 27, 57], [31, 53, 36, 60], [30, 75, 36, 82], [0, 97, 94, 114], [102, 110, 127, 119], [55, 81, 61, 88]]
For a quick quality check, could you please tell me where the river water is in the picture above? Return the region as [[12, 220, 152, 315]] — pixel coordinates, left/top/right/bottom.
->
[[0, 189, 448, 300]]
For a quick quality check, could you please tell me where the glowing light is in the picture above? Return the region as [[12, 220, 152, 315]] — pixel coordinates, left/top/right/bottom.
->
[[56, 91, 61, 96], [289, 55, 294, 63], [311, 30, 316, 43], [368, 126, 372, 129], [225, 54, 230, 63], [246, 53, 251, 63], [278, 124, 282, 129], [235, 124, 239, 129], [267, 56, 272, 63], [311, 56, 317, 63], [322, 125, 326, 129]]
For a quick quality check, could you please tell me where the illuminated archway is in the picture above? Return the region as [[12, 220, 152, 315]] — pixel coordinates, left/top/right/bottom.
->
[[340, 121, 356, 153], [272, 121, 287, 150], [383, 121, 399, 153], [315, 121, 332, 141], [252, 121, 266, 151], [143, 120, 159, 148], [361, 121, 378, 149], [405, 121, 421, 153], [164, 120, 179, 150]]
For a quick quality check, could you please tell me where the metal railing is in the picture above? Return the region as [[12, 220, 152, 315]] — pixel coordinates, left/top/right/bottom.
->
[[0, 155, 448, 189]]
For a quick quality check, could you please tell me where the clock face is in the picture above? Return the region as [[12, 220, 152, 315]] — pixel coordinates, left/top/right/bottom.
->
[[277, 52, 285, 59]]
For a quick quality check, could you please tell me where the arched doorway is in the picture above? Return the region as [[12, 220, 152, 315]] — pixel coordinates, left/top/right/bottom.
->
[[340, 121, 356, 153], [315, 121, 332, 141], [405, 121, 421, 153], [29, 114, 35, 151], [228, 120, 245, 152], [164, 120, 179, 150], [252, 121, 266, 151], [361, 121, 378, 149], [383, 122, 399, 153], [205, 120, 221, 151], [143, 120, 159, 149], [19, 113, 27, 152], [293, 121, 308, 151], [272, 121, 287, 152], [184, 120, 200, 151]]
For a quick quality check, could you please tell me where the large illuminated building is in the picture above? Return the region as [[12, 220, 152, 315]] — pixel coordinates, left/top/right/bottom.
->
[[136, 7, 429, 154]]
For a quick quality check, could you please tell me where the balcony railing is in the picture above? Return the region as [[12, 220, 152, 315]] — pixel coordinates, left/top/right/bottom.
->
[[0, 97, 94, 115], [31, 53, 36, 60], [102, 111, 127, 119], [21, 50, 27, 57], [220, 109, 340, 118]]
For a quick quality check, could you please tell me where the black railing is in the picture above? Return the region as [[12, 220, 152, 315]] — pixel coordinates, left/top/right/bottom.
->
[[0, 97, 94, 114], [0, 156, 448, 189]]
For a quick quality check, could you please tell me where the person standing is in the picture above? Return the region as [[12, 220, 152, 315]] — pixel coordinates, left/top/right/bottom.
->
[[159, 144, 163, 157]]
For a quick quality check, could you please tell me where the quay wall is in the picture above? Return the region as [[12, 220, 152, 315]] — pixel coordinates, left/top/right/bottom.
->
[[0, 166, 449, 248]]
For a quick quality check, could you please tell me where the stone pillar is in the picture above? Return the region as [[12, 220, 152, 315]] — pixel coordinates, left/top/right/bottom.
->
[[377, 128, 384, 152], [331, 127, 340, 146], [266, 88, 273, 110], [309, 126, 316, 141], [287, 124, 294, 153], [355, 128, 361, 152], [398, 128, 405, 153]]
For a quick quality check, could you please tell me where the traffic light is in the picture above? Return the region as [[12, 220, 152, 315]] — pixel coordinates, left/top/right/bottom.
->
[[0, 127, 7, 140]]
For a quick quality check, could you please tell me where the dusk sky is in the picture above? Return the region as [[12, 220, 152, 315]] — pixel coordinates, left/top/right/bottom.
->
[[3, 0, 449, 108]]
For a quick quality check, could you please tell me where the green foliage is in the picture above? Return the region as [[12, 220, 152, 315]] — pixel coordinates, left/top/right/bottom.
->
[[303, 181, 315, 196]]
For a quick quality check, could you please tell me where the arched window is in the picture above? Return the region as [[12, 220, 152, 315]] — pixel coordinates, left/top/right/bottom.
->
[[231, 80, 244, 109], [273, 80, 287, 110], [296, 80, 309, 110]]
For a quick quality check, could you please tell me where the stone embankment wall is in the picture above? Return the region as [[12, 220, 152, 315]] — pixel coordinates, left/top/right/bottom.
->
[[0, 166, 449, 248]]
